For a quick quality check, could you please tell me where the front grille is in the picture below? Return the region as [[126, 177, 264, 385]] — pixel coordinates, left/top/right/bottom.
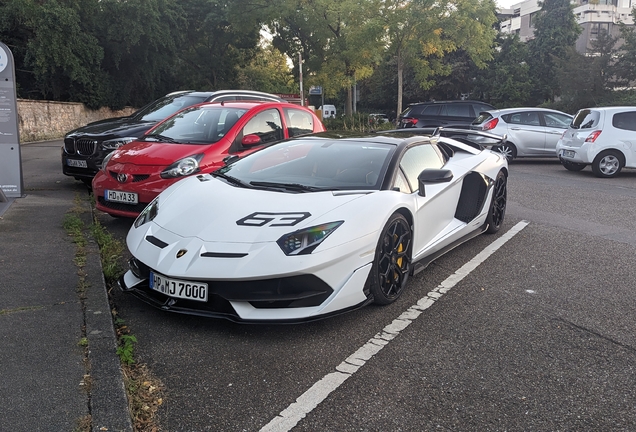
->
[[108, 171, 150, 183], [98, 196, 149, 213], [64, 138, 75, 154], [76, 139, 98, 156]]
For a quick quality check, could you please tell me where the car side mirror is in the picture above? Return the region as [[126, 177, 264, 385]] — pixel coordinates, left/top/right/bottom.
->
[[417, 169, 453, 197], [242, 134, 262, 146]]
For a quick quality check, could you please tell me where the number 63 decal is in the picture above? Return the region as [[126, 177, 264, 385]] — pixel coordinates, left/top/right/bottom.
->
[[236, 212, 311, 227]]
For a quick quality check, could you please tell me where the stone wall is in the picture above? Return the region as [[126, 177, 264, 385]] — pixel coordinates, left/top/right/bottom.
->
[[17, 99, 136, 143]]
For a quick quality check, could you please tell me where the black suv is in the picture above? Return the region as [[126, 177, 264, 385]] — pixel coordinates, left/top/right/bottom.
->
[[62, 90, 286, 184], [397, 100, 495, 129]]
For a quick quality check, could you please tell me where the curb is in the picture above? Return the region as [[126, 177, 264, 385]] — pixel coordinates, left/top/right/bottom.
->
[[79, 197, 134, 432]]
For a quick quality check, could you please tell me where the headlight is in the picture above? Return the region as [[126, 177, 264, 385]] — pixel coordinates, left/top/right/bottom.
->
[[134, 197, 159, 228], [100, 150, 117, 172], [160, 154, 204, 179], [277, 221, 343, 256], [102, 137, 136, 150]]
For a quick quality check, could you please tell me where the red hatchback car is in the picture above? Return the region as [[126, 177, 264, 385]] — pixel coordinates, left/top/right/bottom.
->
[[93, 101, 325, 217]]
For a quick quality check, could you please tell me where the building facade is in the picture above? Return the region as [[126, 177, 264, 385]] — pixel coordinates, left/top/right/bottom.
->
[[499, 0, 635, 53]]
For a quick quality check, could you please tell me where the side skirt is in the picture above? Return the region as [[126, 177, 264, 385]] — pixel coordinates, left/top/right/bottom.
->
[[410, 225, 488, 276]]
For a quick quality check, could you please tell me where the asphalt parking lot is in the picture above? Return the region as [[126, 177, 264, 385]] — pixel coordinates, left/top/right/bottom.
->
[[9, 141, 636, 431], [91, 156, 636, 431]]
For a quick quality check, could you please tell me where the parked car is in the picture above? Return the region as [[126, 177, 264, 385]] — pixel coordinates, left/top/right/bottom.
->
[[397, 100, 494, 129], [556, 106, 636, 178], [471, 107, 573, 161], [62, 90, 287, 184], [118, 128, 508, 322], [369, 113, 390, 125], [92, 101, 325, 218]]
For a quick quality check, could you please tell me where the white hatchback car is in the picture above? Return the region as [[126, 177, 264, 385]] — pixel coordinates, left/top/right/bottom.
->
[[471, 107, 572, 161], [556, 107, 636, 178]]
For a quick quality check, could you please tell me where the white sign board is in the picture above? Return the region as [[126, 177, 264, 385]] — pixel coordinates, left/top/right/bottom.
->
[[0, 41, 23, 198]]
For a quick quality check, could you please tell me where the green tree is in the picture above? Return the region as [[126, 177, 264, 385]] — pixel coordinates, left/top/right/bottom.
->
[[266, 0, 385, 116], [236, 43, 297, 94], [176, 0, 262, 92], [554, 29, 618, 112], [613, 8, 636, 88], [96, 0, 186, 108], [527, 0, 581, 104], [472, 34, 533, 108], [0, 0, 105, 106], [381, 0, 497, 116]]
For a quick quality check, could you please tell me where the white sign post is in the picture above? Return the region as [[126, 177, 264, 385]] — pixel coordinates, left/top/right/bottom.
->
[[0, 41, 23, 198]]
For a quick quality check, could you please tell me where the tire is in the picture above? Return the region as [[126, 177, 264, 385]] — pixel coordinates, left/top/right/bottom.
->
[[81, 178, 93, 191], [486, 170, 507, 234], [561, 160, 586, 172], [591, 150, 623, 178], [494, 142, 516, 162], [368, 213, 412, 305]]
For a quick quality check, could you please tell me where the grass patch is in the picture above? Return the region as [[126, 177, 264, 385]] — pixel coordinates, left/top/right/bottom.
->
[[114, 315, 164, 431], [323, 113, 396, 132], [90, 219, 124, 285], [64, 193, 92, 431]]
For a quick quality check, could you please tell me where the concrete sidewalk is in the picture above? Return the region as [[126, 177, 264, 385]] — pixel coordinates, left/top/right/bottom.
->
[[0, 140, 132, 431]]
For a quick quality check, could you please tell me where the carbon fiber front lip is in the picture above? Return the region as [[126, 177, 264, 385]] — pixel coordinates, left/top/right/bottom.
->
[[117, 275, 372, 324]]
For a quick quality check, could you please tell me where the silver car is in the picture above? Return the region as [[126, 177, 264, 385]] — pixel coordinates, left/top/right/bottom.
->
[[471, 107, 573, 161]]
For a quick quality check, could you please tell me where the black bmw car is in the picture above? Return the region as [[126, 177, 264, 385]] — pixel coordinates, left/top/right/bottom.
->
[[61, 90, 286, 185]]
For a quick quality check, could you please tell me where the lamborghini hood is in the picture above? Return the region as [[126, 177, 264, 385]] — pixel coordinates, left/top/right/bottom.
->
[[150, 175, 367, 243]]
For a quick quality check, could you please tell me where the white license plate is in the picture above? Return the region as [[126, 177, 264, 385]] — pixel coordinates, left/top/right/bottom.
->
[[105, 189, 138, 204], [149, 272, 208, 302], [67, 159, 88, 168], [563, 150, 576, 158]]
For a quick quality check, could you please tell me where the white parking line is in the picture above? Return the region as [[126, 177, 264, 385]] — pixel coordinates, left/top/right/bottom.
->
[[260, 221, 530, 432]]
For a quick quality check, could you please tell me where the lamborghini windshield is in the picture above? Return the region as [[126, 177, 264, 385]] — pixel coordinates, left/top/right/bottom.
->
[[216, 138, 394, 191]]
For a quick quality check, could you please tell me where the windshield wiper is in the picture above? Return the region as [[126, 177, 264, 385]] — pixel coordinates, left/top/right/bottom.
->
[[211, 171, 252, 188], [143, 134, 176, 143], [249, 181, 322, 192]]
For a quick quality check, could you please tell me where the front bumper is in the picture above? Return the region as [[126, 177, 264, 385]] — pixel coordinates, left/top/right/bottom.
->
[[118, 263, 373, 323], [92, 169, 178, 218], [120, 221, 377, 322], [61, 150, 103, 180]]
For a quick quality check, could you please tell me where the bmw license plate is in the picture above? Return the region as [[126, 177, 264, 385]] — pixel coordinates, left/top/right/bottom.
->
[[67, 159, 88, 168], [149, 271, 208, 302], [105, 189, 138, 204], [562, 150, 576, 158]]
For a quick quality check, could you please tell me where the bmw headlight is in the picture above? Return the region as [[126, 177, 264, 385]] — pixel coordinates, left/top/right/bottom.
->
[[102, 137, 136, 150], [134, 197, 159, 228], [277, 221, 343, 256], [160, 154, 204, 179]]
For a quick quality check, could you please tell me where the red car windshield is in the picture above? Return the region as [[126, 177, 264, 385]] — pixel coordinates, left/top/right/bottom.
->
[[144, 106, 247, 144]]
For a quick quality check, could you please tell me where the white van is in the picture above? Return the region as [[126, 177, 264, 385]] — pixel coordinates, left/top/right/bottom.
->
[[319, 105, 337, 119]]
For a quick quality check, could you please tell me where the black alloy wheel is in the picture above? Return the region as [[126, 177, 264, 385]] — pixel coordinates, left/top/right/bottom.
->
[[486, 170, 507, 234], [369, 213, 412, 305]]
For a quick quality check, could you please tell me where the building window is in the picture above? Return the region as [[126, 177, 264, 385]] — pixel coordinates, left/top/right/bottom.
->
[[590, 22, 610, 39]]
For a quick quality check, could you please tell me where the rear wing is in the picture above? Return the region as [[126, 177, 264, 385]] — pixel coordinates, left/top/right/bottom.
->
[[381, 127, 506, 150]]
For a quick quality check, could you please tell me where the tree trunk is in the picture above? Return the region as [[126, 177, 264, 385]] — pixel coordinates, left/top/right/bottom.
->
[[345, 86, 352, 117]]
